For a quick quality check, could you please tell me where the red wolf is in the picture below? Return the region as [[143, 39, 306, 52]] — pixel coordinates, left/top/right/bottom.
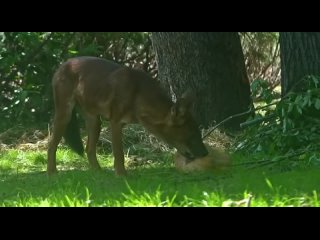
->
[[47, 57, 208, 176]]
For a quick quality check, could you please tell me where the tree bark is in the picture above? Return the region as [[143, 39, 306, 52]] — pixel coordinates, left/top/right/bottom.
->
[[280, 32, 320, 96], [151, 32, 251, 130]]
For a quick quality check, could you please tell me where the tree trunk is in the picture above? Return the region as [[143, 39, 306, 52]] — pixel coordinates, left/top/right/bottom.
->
[[151, 32, 251, 130], [280, 32, 320, 96]]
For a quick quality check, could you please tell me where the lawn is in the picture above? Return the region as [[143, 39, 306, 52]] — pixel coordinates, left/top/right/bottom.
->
[[1, 147, 319, 207]]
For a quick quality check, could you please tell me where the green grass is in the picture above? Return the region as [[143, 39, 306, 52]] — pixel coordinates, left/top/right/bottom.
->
[[0, 148, 320, 206]]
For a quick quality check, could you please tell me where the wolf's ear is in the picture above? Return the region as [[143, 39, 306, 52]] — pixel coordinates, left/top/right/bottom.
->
[[170, 89, 195, 120], [181, 89, 196, 108]]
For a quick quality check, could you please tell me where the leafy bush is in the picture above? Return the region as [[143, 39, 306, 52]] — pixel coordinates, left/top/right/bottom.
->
[[234, 75, 320, 169]]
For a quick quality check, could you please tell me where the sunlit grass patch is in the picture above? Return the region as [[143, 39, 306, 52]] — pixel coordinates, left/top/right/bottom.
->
[[1, 147, 320, 207]]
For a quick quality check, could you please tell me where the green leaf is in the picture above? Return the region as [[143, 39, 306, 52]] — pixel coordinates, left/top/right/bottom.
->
[[288, 103, 294, 113], [315, 99, 320, 110], [295, 95, 303, 104], [265, 178, 274, 190], [296, 105, 302, 114], [302, 96, 309, 107], [68, 50, 78, 54]]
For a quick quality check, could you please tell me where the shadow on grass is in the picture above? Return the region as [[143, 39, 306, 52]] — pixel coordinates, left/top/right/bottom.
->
[[1, 165, 320, 206], [0, 165, 231, 206]]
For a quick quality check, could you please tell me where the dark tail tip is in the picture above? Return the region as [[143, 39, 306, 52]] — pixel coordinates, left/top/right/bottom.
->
[[63, 109, 84, 156]]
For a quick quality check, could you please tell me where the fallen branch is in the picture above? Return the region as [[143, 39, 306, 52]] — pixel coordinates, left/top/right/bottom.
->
[[202, 101, 278, 140]]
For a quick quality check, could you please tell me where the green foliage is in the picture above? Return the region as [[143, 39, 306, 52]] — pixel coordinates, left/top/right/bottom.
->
[[240, 32, 280, 88], [235, 75, 320, 170], [251, 78, 278, 103], [279, 76, 320, 130]]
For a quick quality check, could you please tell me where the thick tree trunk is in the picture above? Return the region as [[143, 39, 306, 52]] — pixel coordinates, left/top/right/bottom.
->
[[280, 32, 320, 96], [151, 32, 251, 130]]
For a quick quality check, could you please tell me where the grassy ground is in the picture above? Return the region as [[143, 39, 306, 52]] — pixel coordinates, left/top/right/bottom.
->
[[1, 146, 320, 207]]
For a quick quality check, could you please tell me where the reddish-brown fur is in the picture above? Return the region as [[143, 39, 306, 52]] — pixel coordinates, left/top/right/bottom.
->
[[47, 56, 207, 176]]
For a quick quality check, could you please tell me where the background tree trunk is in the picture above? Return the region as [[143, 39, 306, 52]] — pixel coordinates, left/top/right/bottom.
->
[[151, 32, 251, 130], [280, 32, 320, 96]]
